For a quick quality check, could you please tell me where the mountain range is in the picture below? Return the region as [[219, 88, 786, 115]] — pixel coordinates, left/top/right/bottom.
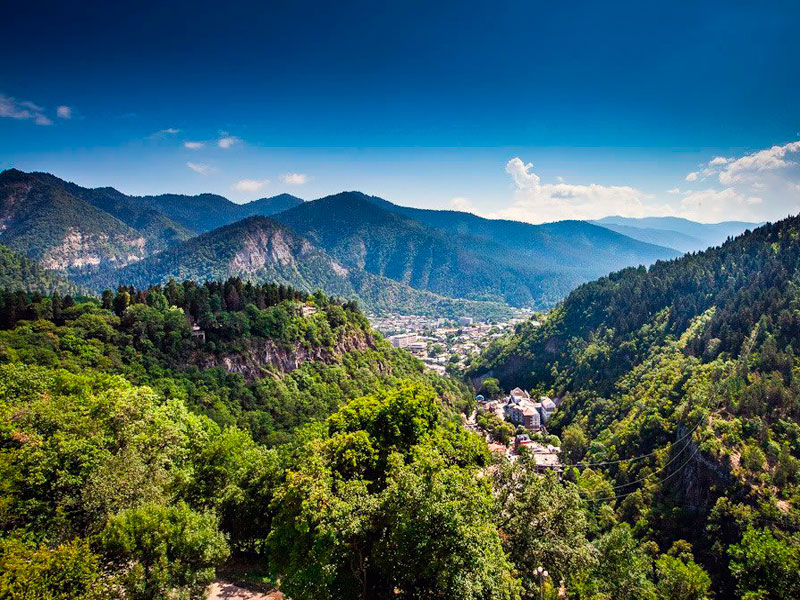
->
[[0, 168, 756, 315], [591, 215, 761, 253]]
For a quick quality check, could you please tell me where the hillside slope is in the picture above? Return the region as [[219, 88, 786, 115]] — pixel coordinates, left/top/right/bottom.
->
[[275, 192, 679, 308], [0, 243, 84, 295], [88, 216, 514, 319], [469, 215, 800, 595], [29, 171, 195, 251], [0, 169, 149, 274], [134, 191, 303, 233], [274, 192, 544, 306]]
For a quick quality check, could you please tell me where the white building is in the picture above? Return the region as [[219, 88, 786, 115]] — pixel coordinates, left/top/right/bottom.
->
[[388, 333, 418, 348]]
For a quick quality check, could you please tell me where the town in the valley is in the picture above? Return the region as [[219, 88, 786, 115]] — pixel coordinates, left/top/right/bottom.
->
[[369, 311, 561, 471], [368, 311, 534, 374]]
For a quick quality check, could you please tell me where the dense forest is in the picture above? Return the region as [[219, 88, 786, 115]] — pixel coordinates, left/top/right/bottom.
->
[[470, 215, 800, 598], [0, 244, 83, 296], [0, 277, 718, 599]]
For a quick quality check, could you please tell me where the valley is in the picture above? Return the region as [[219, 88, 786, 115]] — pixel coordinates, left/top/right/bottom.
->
[[369, 310, 534, 374], [0, 166, 788, 600]]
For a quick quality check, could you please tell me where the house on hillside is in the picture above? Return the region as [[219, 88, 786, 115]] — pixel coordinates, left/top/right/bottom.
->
[[388, 333, 417, 348], [539, 396, 557, 423], [191, 323, 206, 342], [503, 388, 558, 430], [509, 387, 530, 402], [514, 436, 561, 472]]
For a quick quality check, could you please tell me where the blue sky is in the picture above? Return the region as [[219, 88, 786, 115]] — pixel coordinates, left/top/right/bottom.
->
[[1, 0, 799, 223]]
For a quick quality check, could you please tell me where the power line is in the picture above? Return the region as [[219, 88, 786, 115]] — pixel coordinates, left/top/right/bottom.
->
[[560, 417, 705, 469], [582, 443, 702, 503], [604, 432, 697, 491]]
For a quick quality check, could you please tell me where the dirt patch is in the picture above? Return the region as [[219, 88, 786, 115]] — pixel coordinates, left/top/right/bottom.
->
[[207, 581, 282, 600]]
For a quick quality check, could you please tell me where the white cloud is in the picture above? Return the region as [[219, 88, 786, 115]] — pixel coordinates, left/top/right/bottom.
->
[[56, 106, 72, 119], [678, 188, 764, 222], [0, 93, 52, 125], [232, 178, 269, 192], [280, 173, 308, 185], [717, 141, 800, 185], [488, 141, 800, 225], [184, 141, 205, 149], [149, 127, 181, 139], [187, 162, 214, 175], [218, 134, 239, 149], [674, 140, 800, 221], [495, 157, 669, 223], [449, 197, 474, 212]]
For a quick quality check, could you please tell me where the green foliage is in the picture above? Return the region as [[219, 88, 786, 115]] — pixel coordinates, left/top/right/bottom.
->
[[476, 407, 515, 444], [0, 244, 83, 296], [470, 216, 800, 595], [655, 552, 712, 600], [583, 523, 656, 600], [101, 502, 229, 600], [480, 376, 502, 398], [268, 382, 517, 600], [0, 537, 110, 600], [493, 466, 593, 596], [728, 527, 800, 599], [0, 279, 468, 444]]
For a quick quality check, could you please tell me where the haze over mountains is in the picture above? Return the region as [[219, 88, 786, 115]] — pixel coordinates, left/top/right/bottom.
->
[[0, 168, 757, 315], [592, 215, 761, 253]]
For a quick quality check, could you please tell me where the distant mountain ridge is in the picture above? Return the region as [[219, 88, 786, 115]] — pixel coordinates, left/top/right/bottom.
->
[[272, 191, 679, 308], [0, 169, 150, 274], [591, 215, 759, 253], [0, 168, 685, 316]]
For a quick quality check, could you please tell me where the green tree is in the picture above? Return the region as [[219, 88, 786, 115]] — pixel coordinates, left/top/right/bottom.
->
[[101, 502, 229, 600], [0, 537, 110, 600], [495, 466, 593, 596], [481, 377, 502, 398], [728, 527, 800, 599], [583, 523, 656, 600], [561, 424, 588, 464], [655, 547, 711, 600]]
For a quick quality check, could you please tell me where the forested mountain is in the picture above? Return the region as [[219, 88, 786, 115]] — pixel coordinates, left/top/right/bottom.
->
[[14, 170, 302, 237], [236, 193, 304, 219], [274, 192, 679, 308], [592, 215, 758, 253], [361, 194, 681, 304], [469, 215, 800, 597], [131, 191, 301, 233], [0, 169, 150, 273], [29, 171, 195, 250], [0, 243, 84, 295], [0, 168, 684, 316], [0, 279, 502, 597], [88, 215, 514, 319], [0, 278, 723, 599], [274, 192, 544, 306], [364, 194, 680, 273]]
